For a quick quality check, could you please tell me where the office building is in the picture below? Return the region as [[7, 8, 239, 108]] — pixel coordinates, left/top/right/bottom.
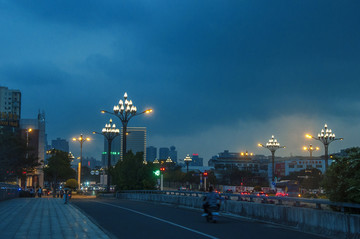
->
[[51, 137, 69, 153], [0, 86, 21, 129], [159, 147, 169, 160], [190, 153, 203, 166], [102, 135, 121, 167], [146, 146, 157, 162], [169, 146, 178, 163], [20, 111, 46, 188], [121, 127, 146, 161]]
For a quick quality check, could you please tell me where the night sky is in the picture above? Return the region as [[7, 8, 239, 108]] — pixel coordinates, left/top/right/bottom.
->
[[1, 1, 359, 164]]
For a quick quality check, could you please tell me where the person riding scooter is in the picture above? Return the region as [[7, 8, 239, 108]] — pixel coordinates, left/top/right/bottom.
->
[[202, 186, 221, 216]]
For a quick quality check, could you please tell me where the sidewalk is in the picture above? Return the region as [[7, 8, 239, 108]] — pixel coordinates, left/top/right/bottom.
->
[[0, 197, 110, 239]]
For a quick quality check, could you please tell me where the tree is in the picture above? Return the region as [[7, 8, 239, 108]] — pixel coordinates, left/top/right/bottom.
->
[[321, 147, 360, 204], [111, 151, 157, 190], [282, 168, 323, 190], [65, 179, 78, 190], [44, 150, 76, 195], [0, 130, 39, 182]]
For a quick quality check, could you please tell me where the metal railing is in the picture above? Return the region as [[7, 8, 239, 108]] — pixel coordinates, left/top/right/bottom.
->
[[0, 183, 20, 201], [117, 190, 360, 212]]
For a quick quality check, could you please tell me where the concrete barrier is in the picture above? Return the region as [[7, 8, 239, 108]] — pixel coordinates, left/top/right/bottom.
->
[[117, 192, 360, 239]]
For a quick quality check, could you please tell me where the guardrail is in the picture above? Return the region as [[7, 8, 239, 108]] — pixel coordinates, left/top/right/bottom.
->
[[0, 183, 20, 201], [117, 190, 360, 212]]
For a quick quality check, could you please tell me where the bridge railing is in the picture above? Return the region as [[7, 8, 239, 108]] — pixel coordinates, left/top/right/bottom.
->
[[0, 183, 20, 201], [117, 190, 360, 212]]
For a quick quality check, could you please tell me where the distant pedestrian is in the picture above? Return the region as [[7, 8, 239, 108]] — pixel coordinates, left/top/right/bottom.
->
[[37, 187, 42, 197], [60, 189, 64, 198]]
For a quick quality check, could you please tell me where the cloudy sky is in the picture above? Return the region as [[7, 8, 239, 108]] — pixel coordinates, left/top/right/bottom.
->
[[1, 1, 359, 163]]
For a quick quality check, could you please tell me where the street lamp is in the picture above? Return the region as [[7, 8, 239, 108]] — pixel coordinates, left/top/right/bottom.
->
[[101, 92, 152, 160], [306, 124, 343, 170], [72, 134, 90, 190], [93, 119, 120, 192], [184, 154, 192, 173], [24, 128, 32, 190], [303, 144, 320, 158], [258, 135, 285, 183]]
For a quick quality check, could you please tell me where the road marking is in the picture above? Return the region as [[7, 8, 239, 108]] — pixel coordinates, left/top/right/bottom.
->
[[95, 201, 219, 239]]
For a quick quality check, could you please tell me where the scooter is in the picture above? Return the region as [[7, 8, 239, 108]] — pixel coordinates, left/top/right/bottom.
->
[[205, 207, 220, 223]]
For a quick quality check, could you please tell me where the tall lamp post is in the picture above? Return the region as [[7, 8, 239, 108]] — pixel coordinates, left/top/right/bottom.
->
[[303, 144, 319, 158], [101, 92, 152, 160], [184, 154, 192, 173], [93, 119, 120, 192], [258, 135, 285, 184], [306, 124, 343, 170], [72, 134, 90, 190], [24, 128, 32, 190]]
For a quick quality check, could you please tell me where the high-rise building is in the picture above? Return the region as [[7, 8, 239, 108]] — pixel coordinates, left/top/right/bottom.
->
[[159, 147, 169, 160], [51, 138, 69, 153], [190, 153, 203, 166], [146, 146, 157, 162], [169, 146, 178, 163], [121, 127, 146, 161], [0, 86, 21, 129], [102, 135, 121, 167], [20, 111, 46, 188]]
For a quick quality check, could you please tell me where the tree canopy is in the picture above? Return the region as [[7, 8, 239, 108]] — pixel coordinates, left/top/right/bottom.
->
[[44, 149, 76, 186], [0, 130, 39, 182], [111, 151, 157, 190], [321, 147, 360, 204]]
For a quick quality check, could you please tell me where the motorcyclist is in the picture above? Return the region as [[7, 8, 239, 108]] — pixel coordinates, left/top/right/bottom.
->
[[202, 186, 221, 216]]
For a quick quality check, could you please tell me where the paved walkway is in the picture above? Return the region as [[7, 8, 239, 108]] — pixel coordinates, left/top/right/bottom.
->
[[0, 197, 110, 239]]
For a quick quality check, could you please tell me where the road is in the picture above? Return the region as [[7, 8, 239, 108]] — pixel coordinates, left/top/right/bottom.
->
[[72, 198, 327, 239]]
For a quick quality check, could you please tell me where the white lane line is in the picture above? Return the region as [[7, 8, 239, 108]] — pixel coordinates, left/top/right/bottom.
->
[[95, 201, 219, 239]]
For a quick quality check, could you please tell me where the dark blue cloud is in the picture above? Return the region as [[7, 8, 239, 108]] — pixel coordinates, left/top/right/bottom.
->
[[1, 1, 360, 160]]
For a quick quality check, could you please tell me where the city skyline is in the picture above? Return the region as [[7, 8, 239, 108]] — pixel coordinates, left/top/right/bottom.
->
[[1, 1, 359, 163]]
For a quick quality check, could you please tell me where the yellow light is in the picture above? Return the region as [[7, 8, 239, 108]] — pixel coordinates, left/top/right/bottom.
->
[[241, 152, 244, 156], [101, 110, 105, 114], [72, 138, 77, 141], [145, 109, 153, 114], [258, 143, 262, 147], [305, 134, 312, 139], [28, 128, 32, 132], [86, 138, 91, 141], [303, 147, 307, 150]]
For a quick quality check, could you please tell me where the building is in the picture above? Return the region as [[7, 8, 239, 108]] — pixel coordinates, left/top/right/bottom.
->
[[102, 135, 121, 167], [121, 127, 146, 161], [190, 153, 203, 166], [0, 86, 21, 129], [82, 157, 101, 169], [169, 146, 178, 163], [209, 150, 260, 172], [20, 111, 46, 188], [159, 147, 169, 160], [146, 146, 157, 162], [271, 156, 331, 179], [51, 138, 69, 153]]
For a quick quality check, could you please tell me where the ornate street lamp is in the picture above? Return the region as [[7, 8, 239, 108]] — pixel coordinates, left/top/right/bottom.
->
[[306, 124, 343, 170], [184, 154, 192, 173], [72, 134, 91, 190], [93, 119, 120, 192], [258, 135, 285, 183], [303, 144, 319, 158], [101, 92, 152, 160]]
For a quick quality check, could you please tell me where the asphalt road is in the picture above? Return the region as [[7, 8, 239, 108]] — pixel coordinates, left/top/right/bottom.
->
[[72, 198, 327, 239]]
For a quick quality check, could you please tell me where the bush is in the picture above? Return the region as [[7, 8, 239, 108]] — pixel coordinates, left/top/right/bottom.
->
[[65, 179, 78, 190]]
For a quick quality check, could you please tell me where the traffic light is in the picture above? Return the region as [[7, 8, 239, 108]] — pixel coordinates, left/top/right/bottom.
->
[[203, 171, 208, 177], [153, 170, 160, 177], [160, 167, 166, 172]]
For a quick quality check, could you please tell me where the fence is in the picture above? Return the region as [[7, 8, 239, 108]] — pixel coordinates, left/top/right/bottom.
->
[[0, 183, 20, 201]]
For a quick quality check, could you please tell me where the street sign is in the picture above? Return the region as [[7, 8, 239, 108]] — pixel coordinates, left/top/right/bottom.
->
[[90, 171, 94, 175]]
